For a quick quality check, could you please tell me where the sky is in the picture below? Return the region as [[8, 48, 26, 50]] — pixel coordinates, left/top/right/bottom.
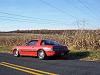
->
[[0, 0, 100, 31]]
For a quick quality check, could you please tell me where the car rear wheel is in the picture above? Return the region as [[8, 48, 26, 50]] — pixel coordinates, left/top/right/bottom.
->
[[38, 50, 46, 60], [13, 49, 20, 57]]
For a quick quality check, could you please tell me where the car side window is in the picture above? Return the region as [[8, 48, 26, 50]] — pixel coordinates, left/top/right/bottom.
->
[[27, 40, 38, 46], [41, 40, 46, 45], [41, 40, 52, 45]]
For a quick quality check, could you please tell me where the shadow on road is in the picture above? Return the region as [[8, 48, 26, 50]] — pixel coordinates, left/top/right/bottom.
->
[[67, 51, 90, 60], [47, 51, 90, 60], [12, 51, 90, 60]]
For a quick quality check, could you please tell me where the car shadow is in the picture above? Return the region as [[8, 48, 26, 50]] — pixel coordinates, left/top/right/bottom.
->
[[47, 51, 90, 60]]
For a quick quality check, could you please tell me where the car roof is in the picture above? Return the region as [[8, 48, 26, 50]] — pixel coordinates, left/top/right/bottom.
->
[[31, 39, 53, 40], [31, 39, 55, 41]]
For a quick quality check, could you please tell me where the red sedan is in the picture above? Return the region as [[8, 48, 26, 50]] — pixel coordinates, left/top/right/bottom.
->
[[13, 39, 69, 60]]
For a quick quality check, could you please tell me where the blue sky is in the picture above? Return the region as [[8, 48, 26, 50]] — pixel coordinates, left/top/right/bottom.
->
[[0, 0, 100, 31]]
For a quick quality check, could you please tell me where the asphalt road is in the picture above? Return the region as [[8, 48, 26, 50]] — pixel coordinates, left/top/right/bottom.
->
[[0, 53, 100, 75]]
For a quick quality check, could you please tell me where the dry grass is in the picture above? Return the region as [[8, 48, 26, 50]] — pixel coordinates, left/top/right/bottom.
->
[[0, 46, 12, 53], [0, 30, 100, 61], [0, 30, 100, 51]]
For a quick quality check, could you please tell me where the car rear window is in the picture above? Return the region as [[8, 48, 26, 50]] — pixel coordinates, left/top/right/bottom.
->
[[41, 40, 61, 46]]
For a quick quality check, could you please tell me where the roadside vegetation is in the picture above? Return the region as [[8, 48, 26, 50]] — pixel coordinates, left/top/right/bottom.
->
[[0, 30, 100, 61], [0, 46, 11, 53]]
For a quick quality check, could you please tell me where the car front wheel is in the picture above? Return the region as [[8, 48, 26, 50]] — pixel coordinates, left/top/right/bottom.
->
[[13, 49, 20, 57], [38, 50, 46, 60]]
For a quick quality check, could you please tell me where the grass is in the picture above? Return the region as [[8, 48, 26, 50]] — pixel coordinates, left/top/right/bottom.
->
[[0, 30, 99, 61], [68, 50, 100, 61], [0, 46, 12, 53], [87, 50, 100, 61], [0, 30, 99, 50]]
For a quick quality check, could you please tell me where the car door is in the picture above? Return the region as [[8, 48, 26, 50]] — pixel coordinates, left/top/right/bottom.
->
[[20, 40, 38, 56]]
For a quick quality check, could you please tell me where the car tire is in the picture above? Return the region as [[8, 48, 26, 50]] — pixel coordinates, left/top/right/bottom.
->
[[13, 49, 20, 57], [38, 50, 46, 60]]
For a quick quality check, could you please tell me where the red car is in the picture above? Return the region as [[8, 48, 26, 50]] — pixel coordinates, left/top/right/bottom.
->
[[13, 39, 69, 60]]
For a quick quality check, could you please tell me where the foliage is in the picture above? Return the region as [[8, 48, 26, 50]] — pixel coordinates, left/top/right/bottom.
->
[[0, 30, 100, 50]]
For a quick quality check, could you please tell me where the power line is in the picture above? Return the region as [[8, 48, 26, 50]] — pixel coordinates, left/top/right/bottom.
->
[[77, 0, 99, 19], [39, 0, 78, 19], [0, 11, 52, 22], [0, 15, 36, 22], [0, 17, 68, 30], [0, 11, 65, 24], [0, 15, 63, 25], [0, 18, 37, 30], [64, 0, 98, 29], [0, 11, 69, 25], [0, 17, 35, 23], [64, 0, 100, 29], [0, 15, 48, 24], [64, 0, 89, 17]]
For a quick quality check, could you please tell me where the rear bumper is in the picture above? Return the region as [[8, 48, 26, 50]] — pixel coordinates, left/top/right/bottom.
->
[[46, 50, 69, 56]]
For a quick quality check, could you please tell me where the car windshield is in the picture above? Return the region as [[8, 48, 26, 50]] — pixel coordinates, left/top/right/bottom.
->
[[42, 40, 61, 46]]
